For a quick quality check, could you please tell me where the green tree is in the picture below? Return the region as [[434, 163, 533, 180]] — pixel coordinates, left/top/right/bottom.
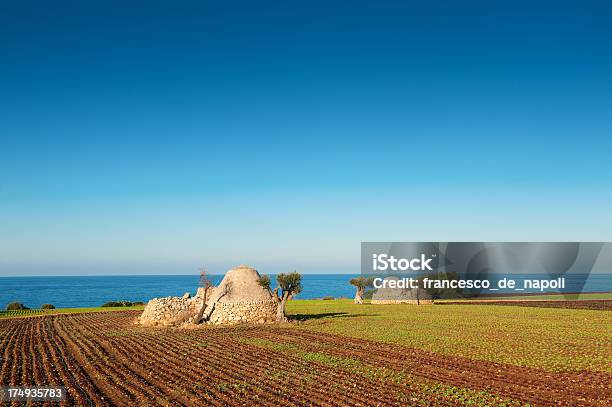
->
[[257, 274, 271, 291], [260, 272, 302, 322], [6, 302, 29, 311], [349, 276, 374, 304]]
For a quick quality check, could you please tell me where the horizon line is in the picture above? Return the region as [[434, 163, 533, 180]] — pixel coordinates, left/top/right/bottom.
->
[[0, 272, 361, 278]]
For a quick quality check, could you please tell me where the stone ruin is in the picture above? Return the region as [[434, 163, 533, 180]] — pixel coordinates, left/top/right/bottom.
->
[[138, 265, 277, 326], [371, 276, 433, 305]]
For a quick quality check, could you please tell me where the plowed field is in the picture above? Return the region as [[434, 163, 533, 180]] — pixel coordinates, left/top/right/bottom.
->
[[439, 300, 611, 310], [0, 311, 610, 406]]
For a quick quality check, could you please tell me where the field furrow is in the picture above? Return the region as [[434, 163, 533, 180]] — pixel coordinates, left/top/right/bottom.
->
[[54, 316, 156, 405], [248, 328, 611, 406], [0, 309, 608, 407]]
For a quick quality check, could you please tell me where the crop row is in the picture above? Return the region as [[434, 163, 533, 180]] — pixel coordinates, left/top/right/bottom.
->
[[2, 311, 610, 406], [57, 312, 437, 406], [242, 327, 611, 406], [439, 300, 612, 311]]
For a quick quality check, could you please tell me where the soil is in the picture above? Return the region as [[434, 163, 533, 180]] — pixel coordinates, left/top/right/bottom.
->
[[439, 299, 611, 311], [0, 311, 609, 406]]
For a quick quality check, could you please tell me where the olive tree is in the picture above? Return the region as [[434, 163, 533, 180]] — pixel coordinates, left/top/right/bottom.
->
[[349, 276, 374, 304], [259, 271, 302, 322], [195, 267, 214, 323]]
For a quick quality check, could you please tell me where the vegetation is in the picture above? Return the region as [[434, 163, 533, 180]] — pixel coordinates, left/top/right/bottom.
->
[[0, 305, 145, 319], [41, 303, 55, 309], [257, 274, 271, 290], [274, 272, 302, 321], [101, 300, 144, 307], [195, 267, 214, 323], [241, 337, 524, 406], [363, 288, 375, 300], [6, 302, 29, 311], [465, 292, 612, 301], [259, 272, 303, 321], [1, 300, 608, 405], [286, 299, 610, 372], [349, 276, 374, 304], [1, 309, 42, 317]]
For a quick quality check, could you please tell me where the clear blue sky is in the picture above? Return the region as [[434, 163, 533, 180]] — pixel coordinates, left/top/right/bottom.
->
[[1, 1, 611, 276]]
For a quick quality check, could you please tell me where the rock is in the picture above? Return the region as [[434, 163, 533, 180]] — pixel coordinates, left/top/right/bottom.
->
[[138, 265, 278, 327]]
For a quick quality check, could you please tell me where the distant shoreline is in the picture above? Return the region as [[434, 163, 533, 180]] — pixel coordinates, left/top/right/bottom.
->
[[476, 290, 611, 297], [0, 273, 360, 278]]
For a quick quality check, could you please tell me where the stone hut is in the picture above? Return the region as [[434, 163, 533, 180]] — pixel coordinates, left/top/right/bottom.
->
[[206, 265, 277, 324], [371, 276, 433, 304], [138, 265, 277, 326]]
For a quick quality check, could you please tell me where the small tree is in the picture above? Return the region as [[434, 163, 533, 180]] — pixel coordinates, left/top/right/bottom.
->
[[6, 302, 29, 311], [259, 272, 302, 322], [275, 272, 302, 321], [195, 267, 214, 323], [349, 276, 374, 304]]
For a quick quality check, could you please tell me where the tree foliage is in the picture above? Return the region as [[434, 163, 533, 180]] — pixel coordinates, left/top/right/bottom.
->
[[349, 276, 374, 289], [6, 302, 29, 311], [277, 272, 302, 297], [257, 274, 271, 291], [350, 276, 374, 304], [261, 271, 302, 322]]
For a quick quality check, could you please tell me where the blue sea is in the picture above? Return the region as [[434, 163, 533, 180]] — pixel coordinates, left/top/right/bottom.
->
[[0, 274, 358, 308], [0, 273, 610, 309]]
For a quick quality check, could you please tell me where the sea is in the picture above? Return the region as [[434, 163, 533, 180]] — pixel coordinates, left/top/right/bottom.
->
[[0, 273, 610, 309]]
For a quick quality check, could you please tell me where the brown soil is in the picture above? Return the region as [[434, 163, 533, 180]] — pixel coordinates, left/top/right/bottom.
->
[[0, 311, 609, 406], [243, 327, 612, 406], [439, 299, 612, 310]]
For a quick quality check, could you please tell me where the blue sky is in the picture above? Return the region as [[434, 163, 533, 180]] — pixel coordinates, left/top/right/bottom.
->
[[1, 1, 611, 275]]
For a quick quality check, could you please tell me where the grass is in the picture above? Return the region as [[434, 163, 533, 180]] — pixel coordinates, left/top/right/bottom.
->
[[437, 292, 612, 301], [0, 305, 144, 318], [2, 297, 609, 373], [286, 299, 611, 372], [244, 335, 524, 406]]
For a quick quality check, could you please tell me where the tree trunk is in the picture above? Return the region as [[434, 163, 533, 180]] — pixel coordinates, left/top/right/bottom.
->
[[195, 294, 208, 323], [276, 291, 289, 322], [196, 286, 227, 323], [354, 287, 364, 304]]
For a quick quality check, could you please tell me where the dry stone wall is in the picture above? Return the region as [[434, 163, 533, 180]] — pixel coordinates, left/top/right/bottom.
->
[[138, 265, 279, 327], [138, 295, 204, 326], [138, 294, 278, 326], [208, 299, 277, 325]]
